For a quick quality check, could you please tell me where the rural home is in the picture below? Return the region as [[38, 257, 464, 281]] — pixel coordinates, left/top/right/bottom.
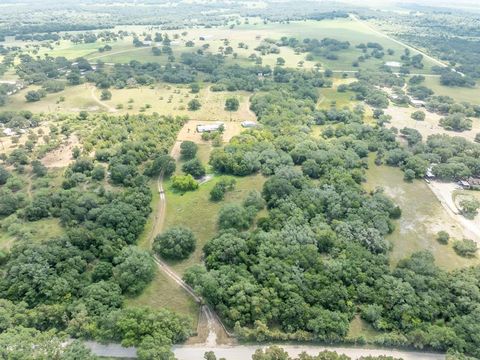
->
[[196, 122, 224, 133], [241, 121, 257, 128]]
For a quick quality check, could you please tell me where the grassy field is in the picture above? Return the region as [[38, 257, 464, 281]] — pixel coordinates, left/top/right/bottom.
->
[[237, 19, 437, 73], [2, 81, 256, 122], [422, 76, 480, 105], [2, 84, 98, 113], [162, 173, 266, 275], [125, 266, 199, 327], [348, 315, 382, 341], [364, 155, 480, 270], [0, 218, 65, 251]]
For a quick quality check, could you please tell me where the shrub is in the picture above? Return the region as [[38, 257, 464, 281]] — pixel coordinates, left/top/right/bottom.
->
[[436, 231, 450, 245], [459, 198, 480, 219], [153, 226, 196, 260], [171, 174, 198, 192], [210, 178, 236, 201], [453, 239, 478, 258], [411, 110, 426, 121], [187, 99, 201, 111]]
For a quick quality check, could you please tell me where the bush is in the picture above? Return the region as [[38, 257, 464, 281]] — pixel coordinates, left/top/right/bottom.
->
[[439, 113, 472, 132], [411, 110, 426, 121], [101, 89, 112, 100], [243, 190, 265, 211], [182, 158, 205, 179], [459, 198, 480, 219], [210, 178, 236, 201], [171, 174, 198, 191], [436, 231, 450, 245], [403, 168, 415, 182], [453, 239, 478, 258], [187, 99, 201, 111], [153, 226, 196, 260]]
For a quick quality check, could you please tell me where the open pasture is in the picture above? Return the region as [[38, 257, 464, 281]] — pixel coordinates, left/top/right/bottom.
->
[[365, 156, 480, 270]]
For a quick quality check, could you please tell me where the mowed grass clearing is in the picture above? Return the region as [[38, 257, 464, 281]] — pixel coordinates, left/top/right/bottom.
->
[[364, 155, 480, 270], [100, 84, 256, 121], [162, 173, 266, 275], [125, 267, 199, 327]]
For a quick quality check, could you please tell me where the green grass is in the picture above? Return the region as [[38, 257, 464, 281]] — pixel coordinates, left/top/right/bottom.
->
[[364, 155, 480, 270], [237, 19, 437, 73], [348, 315, 382, 341], [0, 218, 65, 250], [162, 173, 266, 275], [125, 267, 199, 328], [422, 76, 480, 105]]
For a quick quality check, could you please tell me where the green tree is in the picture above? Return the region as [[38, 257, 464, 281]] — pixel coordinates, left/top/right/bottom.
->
[[459, 198, 480, 219], [225, 97, 240, 112], [113, 246, 156, 295], [31, 160, 47, 177], [182, 158, 206, 179], [171, 174, 198, 191], [180, 141, 198, 160], [453, 239, 478, 257], [187, 99, 201, 111], [144, 154, 176, 177], [154, 226, 196, 260], [101, 89, 112, 100], [218, 203, 253, 230], [0, 165, 11, 185]]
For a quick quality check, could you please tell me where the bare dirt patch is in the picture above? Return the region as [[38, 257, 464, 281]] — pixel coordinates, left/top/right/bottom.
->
[[427, 181, 480, 244], [41, 134, 80, 168], [385, 105, 480, 142]]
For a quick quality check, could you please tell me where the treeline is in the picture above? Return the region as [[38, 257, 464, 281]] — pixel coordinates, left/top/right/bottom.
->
[[0, 113, 190, 359]]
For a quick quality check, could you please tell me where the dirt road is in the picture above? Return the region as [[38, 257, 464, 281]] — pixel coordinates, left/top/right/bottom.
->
[[89, 86, 117, 113], [147, 131, 231, 345], [84, 341, 445, 359], [427, 180, 480, 243]]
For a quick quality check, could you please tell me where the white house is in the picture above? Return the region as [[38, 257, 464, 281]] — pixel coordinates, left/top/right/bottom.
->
[[241, 121, 257, 128], [3, 128, 15, 136], [196, 122, 224, 133]]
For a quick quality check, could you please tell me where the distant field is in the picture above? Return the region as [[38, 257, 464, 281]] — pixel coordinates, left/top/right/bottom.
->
[[237, 19, 437, 72], [2, 82, 257, 123], [422, 76, 480, 105], [364, 155, 480, 270]]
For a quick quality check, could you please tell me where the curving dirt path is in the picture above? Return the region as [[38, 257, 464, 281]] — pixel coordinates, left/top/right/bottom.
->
[[147, 133, 232, 345], [89, 86, 118, 113]]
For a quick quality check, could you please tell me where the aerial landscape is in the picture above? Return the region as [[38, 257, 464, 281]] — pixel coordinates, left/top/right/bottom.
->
[[1, 0, 480, 359]]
